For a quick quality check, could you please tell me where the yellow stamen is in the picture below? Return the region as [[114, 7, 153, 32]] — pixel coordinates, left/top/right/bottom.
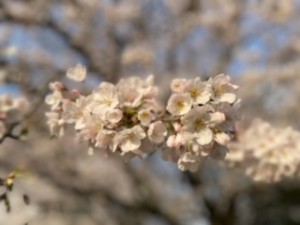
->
[[214, 86, 224, 97], [190, 88, 200, 98], [176, 101, 185, 110], [195, 119, 205, 130]]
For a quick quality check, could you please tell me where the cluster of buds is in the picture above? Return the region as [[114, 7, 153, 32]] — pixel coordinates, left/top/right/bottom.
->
[[226, 119, 300, 182], [0, 94, 30, 140], [45, 64, 240, 171]]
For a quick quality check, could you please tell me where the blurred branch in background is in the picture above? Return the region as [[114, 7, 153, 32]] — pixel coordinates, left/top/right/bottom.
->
[[0, 0, 300, 224]]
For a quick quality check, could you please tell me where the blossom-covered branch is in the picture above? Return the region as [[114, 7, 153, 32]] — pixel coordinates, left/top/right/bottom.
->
[[226, 119, 300, 182], [45, 64, 240, 172]]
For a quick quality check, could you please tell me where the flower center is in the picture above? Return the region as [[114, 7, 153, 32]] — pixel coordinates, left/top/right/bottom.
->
[[190, 88, 200, 98], [211, 127, 221, 134], [214, 86, 224, 97], [127, 133, 136, 142], [176, 101, 185, 110], [195, 119, 205, 130], [104, 98, 113, 106], [141, 112, 149, 119]]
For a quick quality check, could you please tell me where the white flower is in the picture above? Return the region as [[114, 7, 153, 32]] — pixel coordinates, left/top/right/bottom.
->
[[138, 109, 154, 126], [178, 152, 201, 172], [211, 74, 238, 104], [106, 109, 123, 124], [118, 75, 155, 95], [121, 89, 143, 108], [45, 91, 63, 110], [185, 77, 212, 104], [0, 94, 14, 112], [214, 102, 239, 132], [117, 75, 157, 108], [226, 119, 300, 182], [66, 64, 87, 82], [166, 135, 176, 148], [167, 93, 192, 116], [95, 129, 116, 150], [209, 112, 226, 124], [113, 125, 146, 152], [214, 131, 231, 145], [148, 121, 167, 143], [45, 112, 65, 137], [62, 96, 90, 130], [181, 106, 213, 145], [92, 82, 119, 113], [166, 133, 185, 148], [196, 128, 213, 145], [49, 81, 64, 91], [79, 113, 103, 136], [170, 78, 186, 93]]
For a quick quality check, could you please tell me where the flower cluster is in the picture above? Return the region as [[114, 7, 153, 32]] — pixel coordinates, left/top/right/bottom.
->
[[163, 75, 240, 171], [226, 119, 300, 182], [45, 65, 240, 171], [0, 94, 30, 140], [46, 65, 162, 160]]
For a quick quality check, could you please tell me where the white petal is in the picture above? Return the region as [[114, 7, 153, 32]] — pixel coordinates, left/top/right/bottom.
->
[[120, 138, 141, 152], [196, 128, 213, 145], [167, 93, 192, 116], [75, 118, 85, 130], [210, 112, 226, 124], [195, 94, 211, 104], [167, 135, 176, 148], [106, 109, 123, 124], [170, 79, 186, 92], [215, 132, 230, 145], [66, 64, 86, 82], [133, 125, 146, 139], [219, 93, 236, 104], [178, 153, 200, 172], [148, 121, 167, 143]]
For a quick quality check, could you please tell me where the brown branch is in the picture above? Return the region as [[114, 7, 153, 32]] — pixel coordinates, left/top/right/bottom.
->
[[0, 122, 20, 144]]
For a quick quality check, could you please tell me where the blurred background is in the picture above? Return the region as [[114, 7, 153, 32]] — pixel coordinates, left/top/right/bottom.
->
[[1, 0, 300, 224]]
